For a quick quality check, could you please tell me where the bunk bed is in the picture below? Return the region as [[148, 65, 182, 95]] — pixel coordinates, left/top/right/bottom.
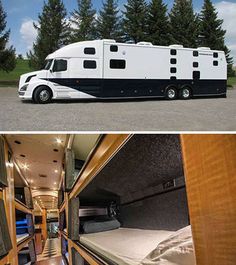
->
[[63, 134, 195, 265]]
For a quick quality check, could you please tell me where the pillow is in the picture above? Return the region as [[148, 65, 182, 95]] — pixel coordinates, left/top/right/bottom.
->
[[82, 218, 120, 234], [140, 226, 196, 265]]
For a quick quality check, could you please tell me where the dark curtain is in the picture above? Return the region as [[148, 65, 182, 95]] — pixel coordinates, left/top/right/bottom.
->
[[65, 149, 75, 191], [26, 214, 34, 236], [28, 239, 36, 263], [59, 211, 65, 231], [0, 199, 12, 257], [24, 187, 33, 209], [68, 197, 80, 240], [0, 137, 8, 187]]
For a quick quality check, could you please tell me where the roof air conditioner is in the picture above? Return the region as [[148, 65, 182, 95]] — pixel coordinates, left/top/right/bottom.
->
[[137, 42, 153, 46]]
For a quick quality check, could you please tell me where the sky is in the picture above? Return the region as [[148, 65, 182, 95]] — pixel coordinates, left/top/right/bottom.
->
[[2, 0, 236, 64]]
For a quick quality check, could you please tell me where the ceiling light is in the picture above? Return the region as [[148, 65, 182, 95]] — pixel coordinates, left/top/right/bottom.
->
[[56, 138, 63, 144], [54, 182, 57, 185], [54, 169, 58, 173], [22, 163, 29, 170]]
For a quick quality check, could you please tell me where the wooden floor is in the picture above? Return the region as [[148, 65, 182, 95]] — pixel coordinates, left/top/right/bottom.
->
[[35, 256, 65, 265]]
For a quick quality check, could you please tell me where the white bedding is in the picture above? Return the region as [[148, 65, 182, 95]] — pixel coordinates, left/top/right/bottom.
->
[[16, 233, 29, 243], [80, 228, 173, 265]]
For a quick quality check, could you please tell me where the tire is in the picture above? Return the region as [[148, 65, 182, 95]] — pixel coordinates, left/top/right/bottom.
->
[[33, 86, 53, 104], [179, 87, 192, 100], [165, 87, 177, 100]]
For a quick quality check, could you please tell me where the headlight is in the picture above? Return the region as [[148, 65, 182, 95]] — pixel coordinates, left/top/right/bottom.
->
[[20, 84, 29, 91]]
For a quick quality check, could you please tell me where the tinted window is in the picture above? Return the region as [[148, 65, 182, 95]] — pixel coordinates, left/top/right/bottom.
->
[[193, 51, 198, 57], [193, 62, 198, 68], [44, 59, 53, 70], [84, 60, 97, 69], [213, 52, 218, 58], [193, 71, 200, 79], [170, 58, 177, 64], [110, 45, 118, 52], [110, 60, 126, 69], [84, 48, 96, 55], [170, 67, 177, 73], [53, 59, 67, 72], [170, 49, 177, 55], [213, 60, 218, 66]]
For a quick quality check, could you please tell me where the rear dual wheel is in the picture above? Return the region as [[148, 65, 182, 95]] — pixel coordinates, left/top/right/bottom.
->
[[165, 86, 192, 100]]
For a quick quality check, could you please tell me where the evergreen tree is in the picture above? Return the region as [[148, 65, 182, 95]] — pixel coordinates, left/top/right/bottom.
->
[[28, 0, 70, 70], [122, 0, 148, 43], [199, 0, 234, 76], [169, 0, 199, 47], [146, 0, 171, 46], [97, 0, 122, 40], [0, 0, 16, 72], [70, 0, 96, 42]]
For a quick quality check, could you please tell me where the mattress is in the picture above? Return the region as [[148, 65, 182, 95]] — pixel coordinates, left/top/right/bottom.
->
[[16, 233, 29, 244], [80, 228, 173, 265]]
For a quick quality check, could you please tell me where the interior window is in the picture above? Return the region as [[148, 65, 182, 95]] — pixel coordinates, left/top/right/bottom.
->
[[53, 59, 67, 72]]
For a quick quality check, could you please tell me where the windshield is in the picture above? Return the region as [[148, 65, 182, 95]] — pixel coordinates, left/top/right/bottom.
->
[[44, 59, 53, 70]]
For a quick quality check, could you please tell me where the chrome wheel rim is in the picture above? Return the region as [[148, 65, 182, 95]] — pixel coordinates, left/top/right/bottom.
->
[[39, 90, 50, 102], [183, 88, 190, 98], [168, 89, 176, 99]]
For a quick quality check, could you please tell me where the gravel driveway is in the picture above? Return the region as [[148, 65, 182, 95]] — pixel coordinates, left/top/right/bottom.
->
[[0, 86, 235, 131]]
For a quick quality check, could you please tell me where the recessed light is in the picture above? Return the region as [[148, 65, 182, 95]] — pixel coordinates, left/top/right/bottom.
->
[[54, 182, 57, 185], [14, 140, 21, 145], [54, 169, 58, 173], [53, 149, 59, 152], [56, 138, 63, 144], [22, 164, 29, 170]]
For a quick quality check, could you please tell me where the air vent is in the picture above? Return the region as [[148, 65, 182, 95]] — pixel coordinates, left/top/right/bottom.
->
[[137, 42, 153, 46], [39, 174, 47, 178]]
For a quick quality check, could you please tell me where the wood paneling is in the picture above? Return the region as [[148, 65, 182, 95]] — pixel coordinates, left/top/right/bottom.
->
[[181, 134, 236, 265], [69, 134, 131, 199]]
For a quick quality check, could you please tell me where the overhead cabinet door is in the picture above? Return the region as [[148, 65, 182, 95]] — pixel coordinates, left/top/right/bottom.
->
[[0, 137, 8, 187]]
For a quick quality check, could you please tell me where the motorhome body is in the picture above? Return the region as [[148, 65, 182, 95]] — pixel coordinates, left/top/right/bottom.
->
[[18, 39, 227, 103]]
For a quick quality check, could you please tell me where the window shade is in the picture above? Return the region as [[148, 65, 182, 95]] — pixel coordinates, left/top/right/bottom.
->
[[0, 137, 8, 187], [68, 197, 80, 240], [0, 199, 12, 257]]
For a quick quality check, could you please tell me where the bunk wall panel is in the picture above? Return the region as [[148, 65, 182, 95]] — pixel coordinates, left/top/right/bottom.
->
[[65, 148, 75, 191], [0, 136, 8, 187], [0, 199, 12, 258], [68, 197, 80, 240], [120, 187, 189, 231], [181, 134, 236, 265]]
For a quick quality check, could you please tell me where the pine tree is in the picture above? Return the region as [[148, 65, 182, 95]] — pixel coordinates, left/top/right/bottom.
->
[[122, 0, 148, 43], [169, 0, 199, 47], [28, 0, 70, 70], [146, 0, 171, 46], [96, 0, 122, 40], [199, 0, 234, 76], [0, 0, 16, 72], [70, 0, 96, 42]]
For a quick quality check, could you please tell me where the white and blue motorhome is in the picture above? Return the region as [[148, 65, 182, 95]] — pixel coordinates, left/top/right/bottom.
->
[[18, 39, 227, 103]]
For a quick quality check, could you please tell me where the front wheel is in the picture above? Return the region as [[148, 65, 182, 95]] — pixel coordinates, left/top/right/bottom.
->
[[33, 86, 53, 104], [165, 87, 177, 100], [180, 87, 192, 100]]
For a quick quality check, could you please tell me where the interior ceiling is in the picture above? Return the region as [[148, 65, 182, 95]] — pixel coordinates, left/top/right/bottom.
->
[[80, 134, 184, 204], [34, 195, 57, 210], [6, 134, 68, 209], [72, 134, 100, 160]]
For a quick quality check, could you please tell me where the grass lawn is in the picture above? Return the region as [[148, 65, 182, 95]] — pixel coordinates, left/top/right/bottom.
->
[[0, 59, 33, 87], [227, 77, 236, 88]]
